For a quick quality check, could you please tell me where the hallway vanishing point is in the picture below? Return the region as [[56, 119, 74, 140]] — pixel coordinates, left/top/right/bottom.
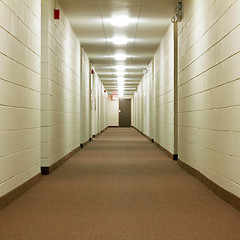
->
[[0, 128, 240, 240]]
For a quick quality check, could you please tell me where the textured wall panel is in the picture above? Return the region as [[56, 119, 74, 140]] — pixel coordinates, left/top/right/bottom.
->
[[0, 0, 41, 197], [41, 0, 80, 167], [178, 0, 240, 197]]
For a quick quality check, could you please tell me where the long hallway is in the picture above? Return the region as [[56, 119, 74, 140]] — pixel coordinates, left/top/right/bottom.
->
[[0, 128, 239, 240]]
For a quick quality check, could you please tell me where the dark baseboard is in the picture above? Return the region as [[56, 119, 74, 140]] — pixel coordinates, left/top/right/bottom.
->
[[0, 173, 41, 211], [108, 126, 119, 128], [80, 139, 91, 149], [41, 146, 80, 175], [153, 141, 178, 160], [132, 127, 141, 133], [178, 158, 240, 211], [141, 132, 153, 143], [93, 132, 100, 138]]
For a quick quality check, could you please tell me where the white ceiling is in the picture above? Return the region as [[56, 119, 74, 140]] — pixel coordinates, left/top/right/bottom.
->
[[58, 0, 179, 95]]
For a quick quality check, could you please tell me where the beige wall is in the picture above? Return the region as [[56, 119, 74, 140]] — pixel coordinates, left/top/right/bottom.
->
[[41, 0, 81, 167], [134, 24, 176, 148], [154, 24, 176, 154], [133, 0, 240, 198], [178, 0, 240, 197], [108, 96, 119, 126], [134, 61, 154, 138], [80, 48, 91, 143], [100, 83, 108, 130], [92, 69, 108, 133], [136, 82, 143, 131], [149, 61, 155, 140], [0, 0, 41, 197]]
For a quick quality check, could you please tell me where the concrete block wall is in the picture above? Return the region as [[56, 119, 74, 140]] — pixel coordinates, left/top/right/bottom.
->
[[142, 72, 150, 136], [92, 68, 108, 134], [100, 83, 108, 130], [95, 73, 100, 132], [108, 95, 119, 127], [178, 0, 240, 197], [96, 76, 101, 132], [0, 0, 41, 197], [134, 24, 175, 149], [103, 88, 108, 129], [80, 48, 91, 144], [138, 81, 143, 132], [134, 82, 142, 131], [99, 83, 105, 130], [153, 46, 160, 140], [41, 0, 81, 167], [154, 24, 176, 154], [134, 61, 153, 138], [149, 61, 155, 140], [133, 93, 137, 127], [91, 68, 96, 136]]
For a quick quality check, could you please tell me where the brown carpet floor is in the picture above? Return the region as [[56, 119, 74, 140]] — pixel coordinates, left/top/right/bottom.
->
[[0, 128, 239, 240]]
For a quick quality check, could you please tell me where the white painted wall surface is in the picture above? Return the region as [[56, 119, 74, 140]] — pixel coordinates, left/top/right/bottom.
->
[[178, 0, 240, 197], [149, 61, 155, 140], [41, 0, 81, 167], [108, 96, 119, 126], [0, 0, 41, 197], [91, 69, 108, 133], [154, 24, 175, 154], [80, 48, 90, 144]]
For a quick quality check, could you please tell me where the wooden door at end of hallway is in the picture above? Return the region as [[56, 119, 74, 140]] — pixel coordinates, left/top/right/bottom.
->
[[119, 99, 131, 127]]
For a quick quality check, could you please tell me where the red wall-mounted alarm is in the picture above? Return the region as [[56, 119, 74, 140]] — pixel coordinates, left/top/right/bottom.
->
[[54, 9, 60, 20]]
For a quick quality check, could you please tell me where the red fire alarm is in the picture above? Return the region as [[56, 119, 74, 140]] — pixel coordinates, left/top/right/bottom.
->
[[104, 90, 106, 93], [54, 9, 60, 20], [91, 70, 94, 74]]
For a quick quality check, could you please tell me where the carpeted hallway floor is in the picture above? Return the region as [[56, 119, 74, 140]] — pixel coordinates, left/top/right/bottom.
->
[[0, 128, 239, 240]]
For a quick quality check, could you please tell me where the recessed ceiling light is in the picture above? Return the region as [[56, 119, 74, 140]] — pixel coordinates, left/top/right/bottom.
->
[[115, 65, 126, 71], [111, 16, 129, 27], [116, 71, 125, 76], [117, 77, 125, 83], [113, 37, 128, 45], [114, 54, 127, 61]]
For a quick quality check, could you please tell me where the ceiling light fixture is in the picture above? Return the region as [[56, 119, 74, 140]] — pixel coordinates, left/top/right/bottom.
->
[[116, 71, 125, 76], [115, 65, 126, 71], [114, 54, 127, 61], [113, 37, 128, 45], [117, 77, 125, 84], [111, 16, 129, 27]]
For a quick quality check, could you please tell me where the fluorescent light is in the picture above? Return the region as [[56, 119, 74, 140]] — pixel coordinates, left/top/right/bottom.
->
[[117, 77, 125, 83], [111, 16, 129, 27], [113, 37, 128, 45], [114, 54, 127, 61], [116, 71, 125, 76], [115, 65, 126, 71]]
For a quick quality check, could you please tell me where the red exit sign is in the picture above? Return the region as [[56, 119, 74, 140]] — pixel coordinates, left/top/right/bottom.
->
[[111, 95, 117, 101]]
